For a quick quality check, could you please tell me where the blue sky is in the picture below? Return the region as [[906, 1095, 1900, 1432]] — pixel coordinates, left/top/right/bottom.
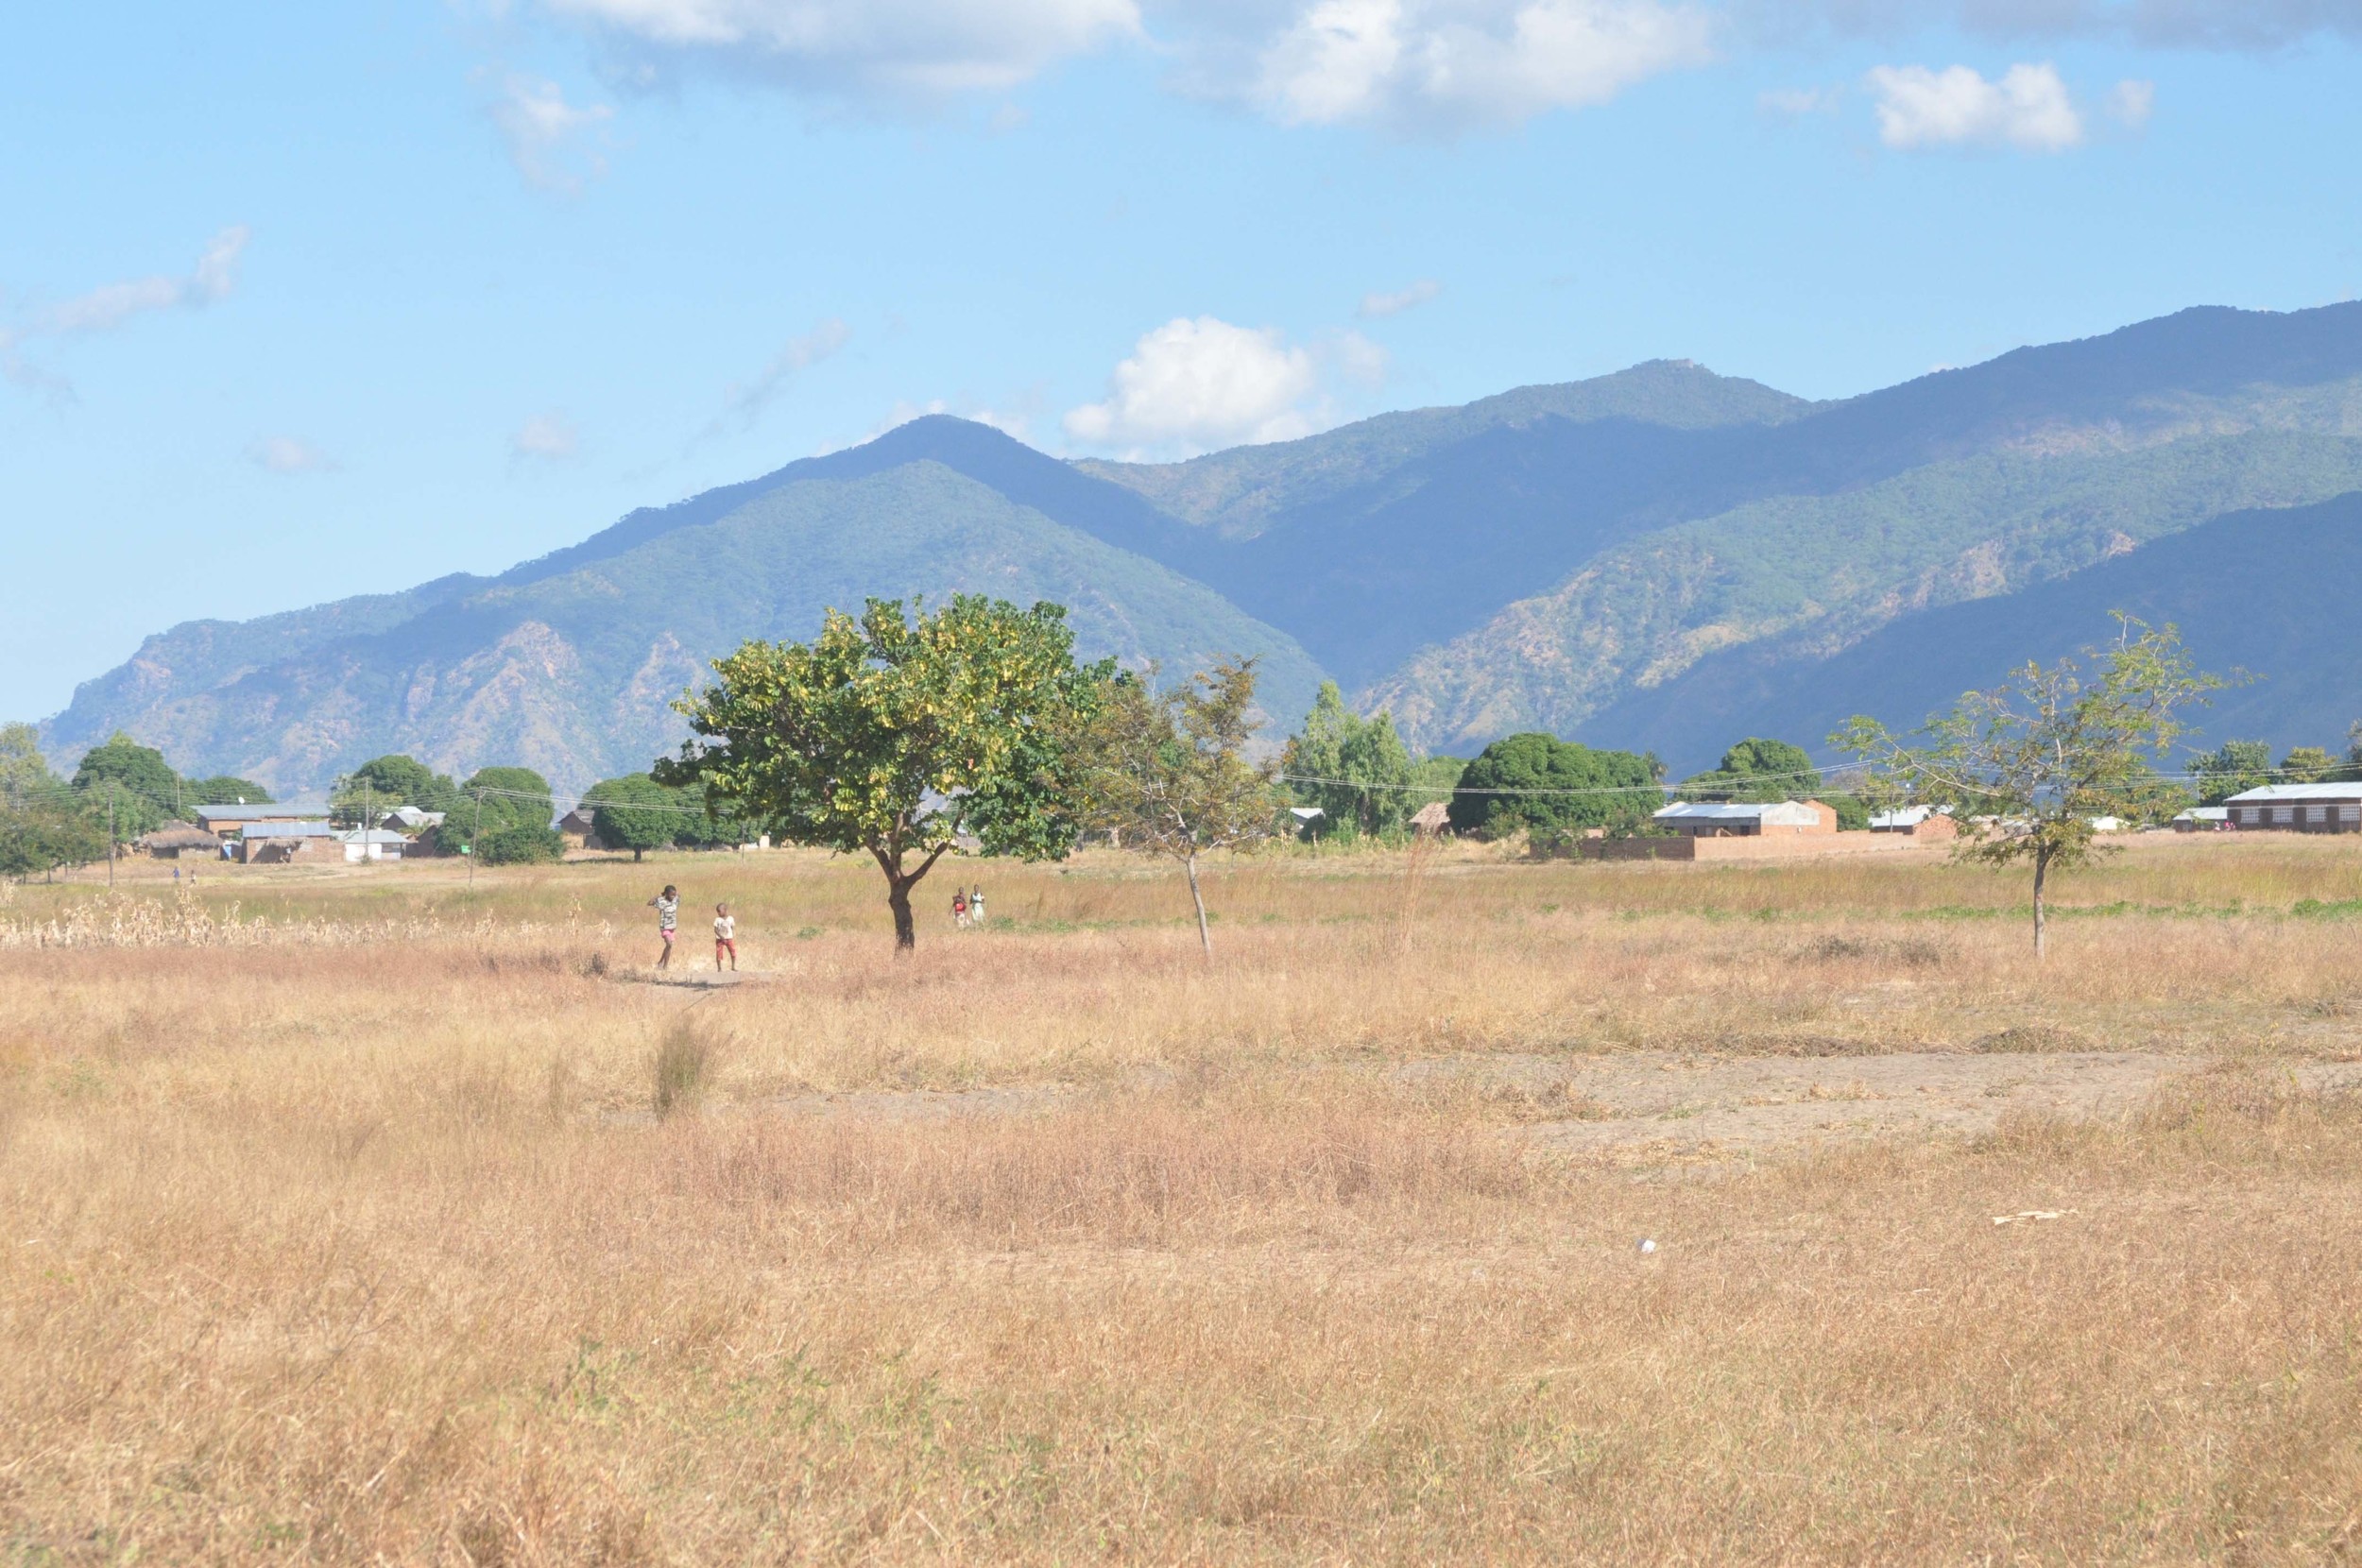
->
[[4, 0, 2359, 723]]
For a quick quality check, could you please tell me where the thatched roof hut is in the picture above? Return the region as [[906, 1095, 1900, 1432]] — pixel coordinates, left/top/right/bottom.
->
[[138, 823, 223, 858], [1409, 801, 1451, 836]]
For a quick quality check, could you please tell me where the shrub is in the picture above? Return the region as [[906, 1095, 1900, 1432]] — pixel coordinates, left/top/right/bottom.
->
[[652, 1020, 714, 1118], [474, 824, 565, 866]]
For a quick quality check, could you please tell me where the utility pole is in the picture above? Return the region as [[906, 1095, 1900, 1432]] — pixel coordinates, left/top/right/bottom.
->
[[363, 778, 372, 866], [107, 781, 117, 890], [469, 790, 483, 887]]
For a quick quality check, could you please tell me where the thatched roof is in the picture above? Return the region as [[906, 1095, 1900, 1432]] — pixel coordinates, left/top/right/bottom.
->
[[1410, 801, 1451, 832], [140, 823, 222, 852]]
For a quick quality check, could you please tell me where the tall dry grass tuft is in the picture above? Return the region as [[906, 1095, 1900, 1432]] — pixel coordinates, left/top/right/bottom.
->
[[651, 1015, 717, 1118]]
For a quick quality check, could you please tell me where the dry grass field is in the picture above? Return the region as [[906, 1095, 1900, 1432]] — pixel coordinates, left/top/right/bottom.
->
[[4, 834, 2362, 1563]]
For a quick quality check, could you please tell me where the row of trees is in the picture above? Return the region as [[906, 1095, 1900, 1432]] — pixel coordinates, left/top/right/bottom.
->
[[2189, 732, 2362, 802], [0, 726, 272, 879]]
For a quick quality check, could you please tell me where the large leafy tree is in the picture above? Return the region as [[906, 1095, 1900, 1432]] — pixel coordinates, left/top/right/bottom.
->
[[0, 797, 111, 882], [1281, 681, 1414, 836], [1679, 738, 1822, 802], [186, 775, 274, 807], [660, 595, 1110, 951], [2191, 740, 2273, 804], [332, 755, 458, 825], [586, 773, 683, 861], [70, 732, 180, 834], [0, 723, 57, 801], [1083, 657, 1280, 960], [1446, 733, 1660, 838], [449, 767, 556, 854], [1837, 618, 2225, 957]]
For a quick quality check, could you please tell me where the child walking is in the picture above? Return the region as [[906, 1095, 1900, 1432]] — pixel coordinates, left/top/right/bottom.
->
[[648, 885, 679, 970], [713, 902, 737, 971]]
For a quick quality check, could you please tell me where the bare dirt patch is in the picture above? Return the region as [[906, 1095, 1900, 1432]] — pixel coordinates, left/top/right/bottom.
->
[[1403, 1050, 2362, 1159]]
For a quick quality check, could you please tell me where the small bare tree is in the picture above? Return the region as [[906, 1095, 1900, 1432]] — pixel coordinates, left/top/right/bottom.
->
[[1835, 617, 2227, 957], [1083, 657, 1280, 960]]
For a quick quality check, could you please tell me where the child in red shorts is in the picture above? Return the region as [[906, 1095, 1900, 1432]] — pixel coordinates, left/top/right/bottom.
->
[[713, 902, 737, 971]]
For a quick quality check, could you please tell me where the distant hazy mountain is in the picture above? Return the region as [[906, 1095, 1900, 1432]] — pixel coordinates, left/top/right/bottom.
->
[[43, 301, 2362, 794]]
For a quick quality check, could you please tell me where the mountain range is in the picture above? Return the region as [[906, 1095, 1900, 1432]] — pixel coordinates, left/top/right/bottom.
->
[[43, 301, 2362, 795]]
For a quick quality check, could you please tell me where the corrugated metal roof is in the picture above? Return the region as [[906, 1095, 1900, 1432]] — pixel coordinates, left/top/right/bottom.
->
[[2223, 783, 2362, 803], [240, 821, 337, 838], [195, 804, 318, 822], [1654, 801, 1823, 825]]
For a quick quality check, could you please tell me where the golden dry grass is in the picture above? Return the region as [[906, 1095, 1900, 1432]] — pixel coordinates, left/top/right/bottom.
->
[[4, 836, 2361, 1562]]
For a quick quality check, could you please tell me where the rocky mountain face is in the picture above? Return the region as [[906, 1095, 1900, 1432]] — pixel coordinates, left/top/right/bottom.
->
[[44, 302, 2362, 793]]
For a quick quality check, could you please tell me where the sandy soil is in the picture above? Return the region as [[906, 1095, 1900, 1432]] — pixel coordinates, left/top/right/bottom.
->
[[1400, 1049, 2362, 1159]]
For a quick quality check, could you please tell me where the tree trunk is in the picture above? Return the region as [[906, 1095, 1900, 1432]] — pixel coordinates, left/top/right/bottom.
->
[[2031, 844, 2050, 959], [633, 847, 643, 862], [1185, 851, 1212, 961], [888, 877, 917, 953]]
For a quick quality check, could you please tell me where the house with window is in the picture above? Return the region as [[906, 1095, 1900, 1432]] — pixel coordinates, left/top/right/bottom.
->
[[2220, 784, 2362, 833]]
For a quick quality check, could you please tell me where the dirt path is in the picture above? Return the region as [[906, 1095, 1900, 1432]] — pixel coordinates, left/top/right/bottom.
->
[[1400, 1050, 2362, 1159]]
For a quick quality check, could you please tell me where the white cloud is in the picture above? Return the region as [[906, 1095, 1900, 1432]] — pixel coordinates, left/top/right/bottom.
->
[[2106, 76, 2154, 129], [511, 413, 581, 460], [39, 227, 249, 336], [1358, 278, 1442, 317], [1064, 315, 1330, 454], [707, 317, 853, 436], [492, 76, 615, 192], [247, 435, 338, 475], [1252, 0, 1714, 128], [539, 0, 1141, 97], [1864, 61, 2082, 151]]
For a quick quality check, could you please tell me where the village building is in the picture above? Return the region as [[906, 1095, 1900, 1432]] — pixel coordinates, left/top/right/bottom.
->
[[235, 821, 340, 863], [1409, 801, 1451, 836], [337, 828, 410, 862], [1868, 806, 1960, 839], [135, 823, 224, 859], [379, 807, 446, 832], [2173, 806, 2231, 832], [194, 804, 317, 834], [1652, 800, 1838, 838], [2221, 784, 2362, 833]]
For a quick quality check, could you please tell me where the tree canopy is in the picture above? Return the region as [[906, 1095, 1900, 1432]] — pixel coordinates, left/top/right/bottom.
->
[[333, 755, 458, 823], [661, 595, 1110, 950], [1679, 738, 1822, 803], [1446, 733, 1660, 839], [2191, 740, 2273, 804], [1280, 682, 1413, 837], [69, 733, 180, 833], [186, 775, 274, 807], [587, 774, 684, 861], [1837, 617, 2225, 956]]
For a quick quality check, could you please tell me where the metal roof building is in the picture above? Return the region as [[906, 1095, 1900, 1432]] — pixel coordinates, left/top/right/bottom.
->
[[2221, 783, 2362, 832]]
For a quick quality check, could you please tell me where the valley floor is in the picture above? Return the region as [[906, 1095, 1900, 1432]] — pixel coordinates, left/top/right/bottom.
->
[[4, 837, 2360, 1562]]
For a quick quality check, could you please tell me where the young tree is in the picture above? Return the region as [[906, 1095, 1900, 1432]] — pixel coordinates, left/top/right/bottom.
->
[[585, 773, 679, 861], [1083, 657, 1280, 960], [1836, 618, 2227, 957], [1281, 681, 1414, 837], [0, 723, 56, 801], [660, 596, 1109, 952]]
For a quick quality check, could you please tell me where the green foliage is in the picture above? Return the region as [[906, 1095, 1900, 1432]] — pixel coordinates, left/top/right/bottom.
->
[[186, 775, 273, 806], [661, 595, 1111, 950], [2279, 746, 2336, 785], [1679, 737, 1823, 803], [0, 797, 111, 880], [443, 768, 555, 853], [1082, 658, 1280, 958], [70, 732, 180, 833], [0, 724, 56, 798], [1446, 733, 1660, 838], [473, 824, 566, 866], [1281, 682, 1414, 837], [1837, 617, 2229, 955], [2192, 740, 2273, 804], [333, 755, 458, 825], [585, 774, 687, 861]]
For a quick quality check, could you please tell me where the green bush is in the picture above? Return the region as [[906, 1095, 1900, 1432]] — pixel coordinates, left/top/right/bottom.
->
[[474, 824, 565, 866]]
